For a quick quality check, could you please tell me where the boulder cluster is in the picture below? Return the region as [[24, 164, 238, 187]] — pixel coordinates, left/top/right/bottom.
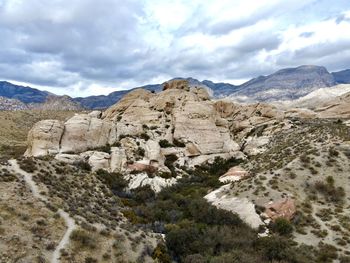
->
[[25, 80, 249, 189]]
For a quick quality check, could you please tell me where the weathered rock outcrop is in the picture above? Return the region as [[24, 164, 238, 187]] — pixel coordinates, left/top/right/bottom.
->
[[25, 120, 64, 156], [219, 166, 249, 183], [60, 112, 114, 153], [25, 80, 242, 174], [263, 198, 296, 221]]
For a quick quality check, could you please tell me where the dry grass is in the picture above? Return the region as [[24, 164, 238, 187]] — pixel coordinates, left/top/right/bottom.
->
[[0, 110, 79, 160]]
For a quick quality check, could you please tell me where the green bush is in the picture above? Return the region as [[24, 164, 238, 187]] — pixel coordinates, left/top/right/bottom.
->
[[159, 139, 174, 148], [314, 177, 345, 203], [74, 160, 92, 172], [96, 169, 128, 194], [152, 243, 171, 263], [70, 229, 97, 249], [140, 132, 150, 141], [271, 218, 293, 236], [18, 158, 36, 173]]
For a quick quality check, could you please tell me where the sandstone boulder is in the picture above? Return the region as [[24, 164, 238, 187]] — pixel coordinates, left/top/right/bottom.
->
[[60, 114, 113, 153], [25, 120, 64, 157], [126, 173, 177, 193], [110, 147, 127, 172], [87, 151, 111, 171]]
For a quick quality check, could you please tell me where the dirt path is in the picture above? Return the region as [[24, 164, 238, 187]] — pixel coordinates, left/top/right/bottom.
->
[[8, 159, 76, 263]]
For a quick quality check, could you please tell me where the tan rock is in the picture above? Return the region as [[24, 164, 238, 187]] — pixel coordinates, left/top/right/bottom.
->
[[88, 151, 110, 171], [145, 140, 163, 162], [25, 120, 64, 157], [127, 161, 158, 174], [162, 79, 190, 91], [103, 89, 154, 120], [60, 114, 113, 153], [110, 147, 127, 172]]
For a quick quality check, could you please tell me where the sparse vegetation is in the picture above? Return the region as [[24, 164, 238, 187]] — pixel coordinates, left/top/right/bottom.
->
[[159, 139, 174, 148]]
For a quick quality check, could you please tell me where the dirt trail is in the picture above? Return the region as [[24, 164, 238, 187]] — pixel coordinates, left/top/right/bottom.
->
[[8, 159, 76, 263]]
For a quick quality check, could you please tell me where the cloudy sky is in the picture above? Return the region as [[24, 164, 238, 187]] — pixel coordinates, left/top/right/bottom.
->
[[0, 0, 350, 96]]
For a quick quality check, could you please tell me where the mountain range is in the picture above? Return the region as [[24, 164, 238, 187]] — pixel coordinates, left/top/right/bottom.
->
[[1, 65, 350, 110]]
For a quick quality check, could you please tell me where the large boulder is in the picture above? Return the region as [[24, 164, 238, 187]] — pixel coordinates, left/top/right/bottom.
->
[[263, 198, 296, 221], [60, 114, 114, 153], [84, 151, 111, 171], [110, 147, 127, 172], [126, 173, 177, 193], [25, 120, 64, 157]]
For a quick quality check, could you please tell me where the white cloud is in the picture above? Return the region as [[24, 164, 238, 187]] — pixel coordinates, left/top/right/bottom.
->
[[0, 0, 349, 95]]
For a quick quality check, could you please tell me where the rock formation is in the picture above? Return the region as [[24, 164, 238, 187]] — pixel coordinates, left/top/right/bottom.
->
[[25, 80, 243, 184], [263, 198, 296, 221]]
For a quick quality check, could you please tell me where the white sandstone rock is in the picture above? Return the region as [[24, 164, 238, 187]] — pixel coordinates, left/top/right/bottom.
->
[[126, 173, 177, 193], [87, 151, 110, 171], [25, 120, 64, 157]]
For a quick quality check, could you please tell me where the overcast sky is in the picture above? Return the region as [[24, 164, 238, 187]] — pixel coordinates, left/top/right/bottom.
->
[[0, 0, 350, 97]]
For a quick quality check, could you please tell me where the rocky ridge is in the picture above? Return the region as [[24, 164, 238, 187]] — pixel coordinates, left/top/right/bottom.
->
[[0, 96, 28, 111]]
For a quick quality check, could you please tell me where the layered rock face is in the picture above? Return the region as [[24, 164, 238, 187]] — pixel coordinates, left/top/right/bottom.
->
[[25, 80, 242, 176]]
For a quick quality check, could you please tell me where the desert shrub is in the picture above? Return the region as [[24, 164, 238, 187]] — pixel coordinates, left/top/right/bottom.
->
[[328, 148, 339, 157], [111, 141, 121, 147], [140, 133, 150, 141], [113, 156, 311, 262], [18, 158, 36, 173], [70, 229, 97, 249], [183, 254, 205, 263], [340, 256, 350, 263], [270, 218, 293, 236], [96, 169, 128, 194], [85, 257, 97, 263], [122, 210, 142, 224], [313, 176, 345, 203], [159, 139, 174, 148], [173, 139, 186, 147], [152, 243, 171, 263], [0, 145, 26, 162], [131, 185, 155, 203], [92, 144, 111, 153], [164, 154, 178, 177], [0, 169, 17, 182], [255, 236, 296, 262], [317, 243, 338, 262], [136, 147, 145, 157], [74, 160, 91, 172]]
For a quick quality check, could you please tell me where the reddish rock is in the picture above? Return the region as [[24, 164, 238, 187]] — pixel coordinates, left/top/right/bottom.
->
[[264, 198, 296, 221], [127, 161, 158, 174], [219, 166, 249, 183]]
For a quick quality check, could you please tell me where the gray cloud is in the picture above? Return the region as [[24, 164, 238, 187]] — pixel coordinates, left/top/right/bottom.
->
[[299, 32, 314, 38], [0, 0, 349, 95]]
